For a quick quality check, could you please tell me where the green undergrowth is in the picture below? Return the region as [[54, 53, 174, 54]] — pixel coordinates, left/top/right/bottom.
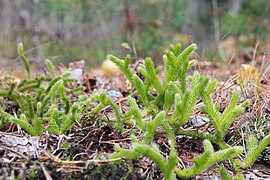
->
[[0, 43, 93, 135], [108, 43, 270, 179], [1, 42, 270, 179]]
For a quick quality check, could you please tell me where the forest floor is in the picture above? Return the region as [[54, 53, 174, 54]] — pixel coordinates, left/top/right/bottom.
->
[[1, 41, 270, 179]]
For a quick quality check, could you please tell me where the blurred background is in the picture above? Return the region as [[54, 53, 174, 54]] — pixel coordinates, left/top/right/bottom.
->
[[0, 0, 270, 68]]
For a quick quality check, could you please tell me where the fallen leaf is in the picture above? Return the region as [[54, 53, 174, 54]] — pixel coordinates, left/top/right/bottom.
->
[[237, 64, 259, 85]]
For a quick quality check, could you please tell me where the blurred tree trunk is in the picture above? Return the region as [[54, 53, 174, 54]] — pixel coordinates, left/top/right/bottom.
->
[[124, 0, 131, 41], [228, 0, 242, 14], [6, 0, 44, 67], [184, 0, 213, 43], [1, 0, 18, 58]]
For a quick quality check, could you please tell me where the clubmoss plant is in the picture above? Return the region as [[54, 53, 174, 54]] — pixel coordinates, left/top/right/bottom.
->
[[0, 43, 91, 135], [109, 43, 249, 145], [219, 165, 232, 180], [111, 116, 243, 179], [233, 134, 270, 172], [2, 42, 270, 179], [200, 82, 250, 148], [18, 42, 31, 79], [109, 44, 209, 126], [108, 43, 249, 179], [95, 93, 124, 131]]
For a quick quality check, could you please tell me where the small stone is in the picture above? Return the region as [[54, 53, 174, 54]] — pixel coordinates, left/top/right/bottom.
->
[[101, 60, 121, 77], [106, 90, 123, 100]]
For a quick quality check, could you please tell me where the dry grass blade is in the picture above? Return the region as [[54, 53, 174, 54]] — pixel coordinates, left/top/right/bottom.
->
[[39, 163, 53, 180], [42, 149, 122, 165], [1, 145, 30, 160]]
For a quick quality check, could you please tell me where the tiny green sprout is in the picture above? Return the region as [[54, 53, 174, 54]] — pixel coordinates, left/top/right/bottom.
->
[[45, 59, 56, 77], [18, 42, 31, 79], [60, 140, 71, 149]]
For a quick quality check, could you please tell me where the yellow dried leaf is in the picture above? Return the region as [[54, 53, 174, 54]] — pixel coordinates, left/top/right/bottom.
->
[[237, 64, 259, 85]]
